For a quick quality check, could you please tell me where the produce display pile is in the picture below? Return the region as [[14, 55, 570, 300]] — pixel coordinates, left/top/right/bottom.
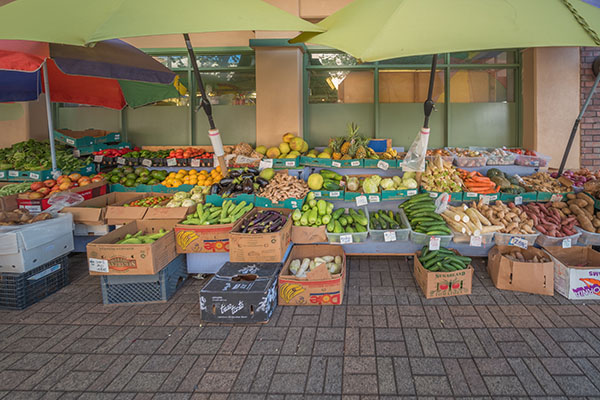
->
[[502, 249, 551, 263], [0, 209, 52, 225], [327, 207, 368, 234], [23, 173, 104, 199], [421, 157, 463, 193], [0, 182, 34, 196], [123, 195, 170, 208], [369, 209, 406, 230], [210, 167, 267, 197], [236, 209, 288, 234], [292, 193, 333, 227], [400, 194, 451, 236], [465, 200, 535, 235], [94, 147, 215, 167], [105, 167, 167, 187], [258, 172, 309, 203], [0, 140, 91, 172], [180, 201, 253, 225], [288, 255, 343, 277], [417, 246, 472, 272], [115, 229, 169, 244], [164, 188, 206, 207]]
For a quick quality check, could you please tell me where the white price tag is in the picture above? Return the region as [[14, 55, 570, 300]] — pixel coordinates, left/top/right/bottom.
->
[[190, 159, 201, 168], [515, 196, 523, 205], [22, 205, 41, 213], [285, 160, 296, 167], [29, 172, 39, 180], [312, 191, 322, 198], [89, 258, 109, 273], [331, 161, 341, 168], [551, 194, 563, 202], [115, 134, 120, 140], [73, 149, 80, 158], [368, 195, 380, 203], [117, 157, 126, 165], [562, 238, 572, 249], [0, 172, 5, 179], [66, 138, 75, 145], [465, 192, 478, 198], [8, 171, 18, 177], [508, 236, 528, 249], [384, 231, 397, 242], [407, 190, 418, 196], [488, 195, 498, 201], [429, 236, 441, 251], [377, 160, 389, 170], [93, 155, 103, 163], [141, 159, 152, 167], [329, 191, 341, 198], [470, 235, 482, 247], [355, 195, 368, 207], [481, 195, 491, 205], [259, 159, 273, 170], [350, 160, 360, 167], [340, 234, 353, 244], [166, 158, 177, 167], [429, 192, 438, 198]]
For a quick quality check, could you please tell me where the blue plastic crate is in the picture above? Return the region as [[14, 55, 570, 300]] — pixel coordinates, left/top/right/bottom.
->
[[0, 255, 69, 310], [100, 255, 188, 305]]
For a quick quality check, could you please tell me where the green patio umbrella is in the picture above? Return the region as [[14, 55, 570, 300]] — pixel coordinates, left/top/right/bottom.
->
[[0, 0, 324, 171], [292, 0, 600, 172]]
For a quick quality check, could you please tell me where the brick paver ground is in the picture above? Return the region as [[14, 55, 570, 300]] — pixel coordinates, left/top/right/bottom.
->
[[1, 254, 600, 399]]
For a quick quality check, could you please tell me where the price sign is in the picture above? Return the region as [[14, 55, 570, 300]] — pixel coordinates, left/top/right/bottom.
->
[[340, 234, 353, 244], [66, 138, 75, 145], [407, 190, 418, 196], [429, 192, 438, 198], [329, 191, 341, 198], [331, 161, 341, 168], [465, 192, 478, 198], [114, 134, 121, 140], [515, 196, 523, 205], [89, 258, 109, 273], [470, 235, 482, 247], [190, 159, 201, 168], [22, 205, 41, 213], [313, 191, 322, 198], [355, 195, 368, 207], [285, 160, 296, 167], [551, 194, 563, 202], [0, 172, 5, 179], [377, 160, 389, 170], [93, 155, 103, 163], [562, 238, 572, 249], [384, 231, 397, 242], [73, 149, 80, 158], [8, 171, 18, 177], [508, 236, 528, 249], [259, 159, 273, 170], [29, 172, 40, 180], [117, 157, 126, 165], [368, 195, 380, 203], [429, 236, 441, 251], [141, 159, 152, 167], [350, 160, 360, 167], [166, 158, 177, 167], [481, 195, 491, 205]]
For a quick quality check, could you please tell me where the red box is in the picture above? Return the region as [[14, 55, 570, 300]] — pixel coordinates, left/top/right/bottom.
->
[[17, 181, 107, 213]]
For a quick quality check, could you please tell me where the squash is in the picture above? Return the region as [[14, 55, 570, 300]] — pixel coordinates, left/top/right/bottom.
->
[[486, 168, 504, 179]]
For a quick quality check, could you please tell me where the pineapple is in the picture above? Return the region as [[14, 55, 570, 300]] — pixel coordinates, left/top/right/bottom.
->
[[331, 136, 344, 160], [341, 122, 359, 155], [340, 140, 352, 155], [341, 154, 352, 160]]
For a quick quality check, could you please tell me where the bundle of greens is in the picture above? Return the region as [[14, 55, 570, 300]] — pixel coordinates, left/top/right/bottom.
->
[[0, 140, 90, 172]]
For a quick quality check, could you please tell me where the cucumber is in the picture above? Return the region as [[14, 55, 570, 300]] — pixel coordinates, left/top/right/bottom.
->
[[355, 224, 367, 233], [339, 216, 348, 227], [419, 250, 438, 262], [345, 226, 355, 233], [429, 264, 440, 272], [421, 246, 429, 258], [332, 208, 345, 220], [426, 229, 452, 235]]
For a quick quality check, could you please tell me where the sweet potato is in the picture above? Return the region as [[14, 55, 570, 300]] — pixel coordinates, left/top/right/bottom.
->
[[551, 201, 568, 209]]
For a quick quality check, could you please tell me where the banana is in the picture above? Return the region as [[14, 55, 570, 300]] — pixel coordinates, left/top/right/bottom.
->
[[176, 230, 199, 250], [280, 283, 305, 303]]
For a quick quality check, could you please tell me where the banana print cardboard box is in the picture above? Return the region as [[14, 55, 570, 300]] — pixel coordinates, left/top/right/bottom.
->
[[278, 244, 346, 306], [200, 261, 281, 323]]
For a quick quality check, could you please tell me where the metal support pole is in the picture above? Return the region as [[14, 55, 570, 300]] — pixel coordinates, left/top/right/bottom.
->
[[42, 61, 58, 172], [558, 60, 600, 176], [423, 54, 438, 129], [183, 33, 226, 173]]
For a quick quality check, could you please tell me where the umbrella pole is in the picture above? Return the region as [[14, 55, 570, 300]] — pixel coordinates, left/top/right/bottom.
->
[[183, 34, 227, 175], [423, 54, 438, 129], [558, 57, 600, 176], [42, 61, 58, 173]]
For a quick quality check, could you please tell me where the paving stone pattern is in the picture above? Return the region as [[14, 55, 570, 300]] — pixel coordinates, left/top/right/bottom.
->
[[1, 254, 600, 398]]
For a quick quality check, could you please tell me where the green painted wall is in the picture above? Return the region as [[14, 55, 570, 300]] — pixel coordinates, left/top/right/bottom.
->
[[194, 105, 256, 145], [58, 107, 120, 132], [308, 104, 375, 147], [449, 103, 517, 147], [379, 103, 446, 149], [126, 106, 190, 146]]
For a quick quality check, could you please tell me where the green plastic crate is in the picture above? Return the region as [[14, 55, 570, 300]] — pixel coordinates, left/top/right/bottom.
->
[[423, 190, 463, 202], [536, 192, 572, 202], [310, 189, 344, 200], [205, 193, 255, 206], [363, 158, 398, 169], [381, 188, 419, 200], [254, 195, 304, 209], [500, 192, 537, 203], [330, 159, 363, 168], [300, 156, 332, 167]]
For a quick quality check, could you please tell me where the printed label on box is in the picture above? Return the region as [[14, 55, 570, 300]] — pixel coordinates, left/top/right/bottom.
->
[[89, 258, 109, 273], [465, 192, 478, 198], [313, 191, 322, 198], [22, 205, 41, 213], [115, 134, 120, 140], [27, 264, 61, 281], [340, 234, 353, 244], [551, 194, 563, 202], [8, 171, 18, 177], [73, 149, 80, 158], [259, 159, 273, 170], [66, 138, 75, 145], [331, 161, 341, 168], [384, 231, 396, 242], [355, 196, 367, 207], [52, 170, 61, 179], [0, 172, 5, 178], [407, 189, 418, 196], [285, 161, 296, 167], [377, 160, 389, 170], [429, 192, 438, 198], [29, 172, 39, 180]]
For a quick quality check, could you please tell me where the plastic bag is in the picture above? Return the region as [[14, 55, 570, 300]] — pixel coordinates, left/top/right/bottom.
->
[[45, 192, 85, 216], [402, 128, 430, 172], [435, 192, 449, 214]]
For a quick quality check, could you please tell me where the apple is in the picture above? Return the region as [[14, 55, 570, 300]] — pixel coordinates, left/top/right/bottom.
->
[[43, 179, 56, 188], [36, 187, 50, 195]]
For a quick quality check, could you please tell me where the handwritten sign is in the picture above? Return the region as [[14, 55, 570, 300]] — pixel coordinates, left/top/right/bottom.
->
[[355, 195, 368, 207], [429, 236, 440, 250]]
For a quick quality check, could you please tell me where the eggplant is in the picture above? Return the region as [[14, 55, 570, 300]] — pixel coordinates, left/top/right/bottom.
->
[[229, 170, 242, 178], [219, 178, 234, 186], [240, 173, 255, 180], [245, 167, 259, 175], [255, 177, 269, 187], [210, 183, 220, 195], [234, 184, 243, 192], [220, 183, 235, 197], [242, 178, 254, 193]]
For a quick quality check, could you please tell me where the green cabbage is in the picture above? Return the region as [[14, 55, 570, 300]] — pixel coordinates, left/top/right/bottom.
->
[[380, 178, 395, 190], [362, 177, 379, 194], [404, 178, 418, 189]]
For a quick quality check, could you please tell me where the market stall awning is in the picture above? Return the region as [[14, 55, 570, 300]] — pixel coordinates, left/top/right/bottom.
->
[[0, 0, 324, 46]]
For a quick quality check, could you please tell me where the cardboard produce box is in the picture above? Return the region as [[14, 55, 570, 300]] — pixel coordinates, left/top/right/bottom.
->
[[279, 244, 346, 306], [61, 192, 141, 225], [17, 180, 108, 213], [229, 207, 292, 263], [105, 193, 194, 225], [0, 213, 74, 274], [487, 245, 554, 296], [175, 222, 234, 254], [86, 220, 178, 276], [200, 261, 281, 323], [545, 246, 600, 300], [291, 225, 328, 244], [413, 250, 473, 299]]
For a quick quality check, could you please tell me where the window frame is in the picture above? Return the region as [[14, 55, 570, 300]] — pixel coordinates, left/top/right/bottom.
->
[[303, 49, 522, 148]]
